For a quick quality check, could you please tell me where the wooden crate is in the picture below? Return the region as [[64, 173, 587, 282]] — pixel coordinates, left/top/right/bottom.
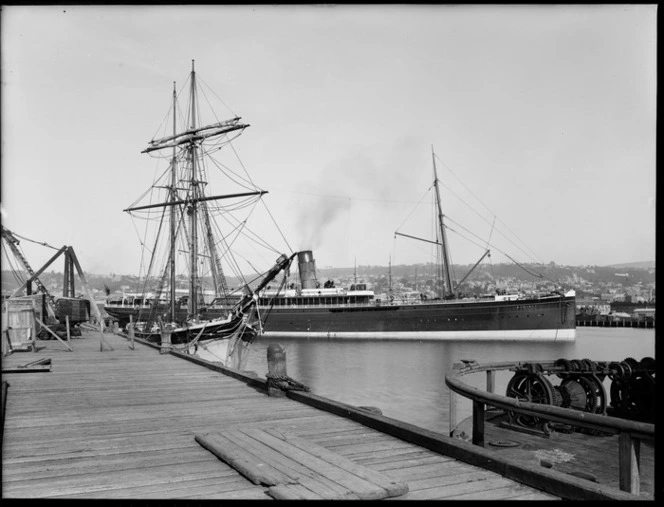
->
[[2, 299, 37, 353]]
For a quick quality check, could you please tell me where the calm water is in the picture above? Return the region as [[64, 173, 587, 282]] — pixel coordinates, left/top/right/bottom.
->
[[242, 328, 656, 435]]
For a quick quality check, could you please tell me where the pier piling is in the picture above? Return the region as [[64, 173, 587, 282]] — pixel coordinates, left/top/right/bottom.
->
[[267, 344, 287, 397]]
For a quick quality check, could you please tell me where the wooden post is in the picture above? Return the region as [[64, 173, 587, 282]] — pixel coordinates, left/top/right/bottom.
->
[[449, 390, 457, 438], [472, 400, 485, 447], [65, 315, 71, 343], [486, 369, 495, 394], [98, 321, 113, 352], [267, 344, 287, 398], [160, 325, 172, 354], [2, 330, 11, 356], [30, 325, 37, 353], [1, 380, 8, 445], [99, 321, 104, 351], [619, 432, 641, 494], [128, 315, 135, 350]]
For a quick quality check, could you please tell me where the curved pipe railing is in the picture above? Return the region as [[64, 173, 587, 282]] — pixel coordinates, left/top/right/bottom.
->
[[445, 360, 655, 495]]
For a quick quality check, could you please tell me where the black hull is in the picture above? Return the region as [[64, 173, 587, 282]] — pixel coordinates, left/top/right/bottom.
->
[[125, 316, 256, 345], [109, 294, 576, 341], [104, 305, 189, 328], [258, 295, 576, 340]]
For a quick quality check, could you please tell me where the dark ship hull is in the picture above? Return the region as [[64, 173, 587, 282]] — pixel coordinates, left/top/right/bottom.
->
[[258, 294, 576, 340]]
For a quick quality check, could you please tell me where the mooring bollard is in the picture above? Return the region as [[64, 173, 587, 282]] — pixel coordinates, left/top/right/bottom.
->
[[267, 343, 287, 397], [160, 325, 172, 354], [128, 315, 135, 350]]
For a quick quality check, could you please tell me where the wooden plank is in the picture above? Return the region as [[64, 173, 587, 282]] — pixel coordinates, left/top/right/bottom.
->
[[508, 491, 561, 500], [54, 470, 248, 498], [226, 429, 360, 500], [405, 467, 487, 490], [253, 428, 408, 499], [2, 451, 217, 488], [444, 477, 533, 499], [391, 473, 511, 500], [383, 460, 471, 482], [331, 439, 415, 457], [194, 432, 291, 486], [268, 483, 324, 500], [3, 458, 235, 497], [3, 402, 323, 430], [358, 450, 453, 468], [1, 446, 213, 479], [187, 488, 271, 500], [244, 428, 389, 501]]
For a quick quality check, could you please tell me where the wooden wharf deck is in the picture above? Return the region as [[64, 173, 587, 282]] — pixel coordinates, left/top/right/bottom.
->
[[1, 331, 642, 500], [452, 411, 656, 499]]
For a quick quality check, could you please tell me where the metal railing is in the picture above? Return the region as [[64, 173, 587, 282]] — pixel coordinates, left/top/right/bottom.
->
[[445, 360, 655, 496]]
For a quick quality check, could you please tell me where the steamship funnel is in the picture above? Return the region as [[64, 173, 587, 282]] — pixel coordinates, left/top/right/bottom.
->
[[297, 250, 318, 289]]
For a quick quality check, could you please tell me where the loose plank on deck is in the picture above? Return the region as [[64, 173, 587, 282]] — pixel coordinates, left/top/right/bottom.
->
[[196, 427, 408, 500]]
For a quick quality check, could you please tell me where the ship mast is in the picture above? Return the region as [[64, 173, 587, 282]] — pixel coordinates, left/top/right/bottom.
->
[[188, 60, 200, 318], [126, 61, 261, 323], [388, 256, 392, 294], [169, 81, 177, 322], [432, 146, 453, 298]]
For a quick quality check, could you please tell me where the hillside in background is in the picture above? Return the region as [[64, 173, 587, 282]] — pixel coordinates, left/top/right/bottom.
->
[[1, 260, 656, 297], [605, 261, 656, 269]]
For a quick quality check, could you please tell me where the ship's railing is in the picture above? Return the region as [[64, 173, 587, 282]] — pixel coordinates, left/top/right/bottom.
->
[[445, 360, 655, 496]]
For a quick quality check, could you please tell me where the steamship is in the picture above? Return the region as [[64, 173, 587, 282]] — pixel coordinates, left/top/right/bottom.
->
[[235, 147, 576, 341], [200, 250, 576, 341]]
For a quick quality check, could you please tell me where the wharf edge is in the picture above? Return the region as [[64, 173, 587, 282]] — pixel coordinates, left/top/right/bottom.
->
[[2, 330, 640, 500]]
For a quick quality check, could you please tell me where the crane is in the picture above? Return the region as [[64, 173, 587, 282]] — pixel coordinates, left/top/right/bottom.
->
[[1, 225, 57, 320]]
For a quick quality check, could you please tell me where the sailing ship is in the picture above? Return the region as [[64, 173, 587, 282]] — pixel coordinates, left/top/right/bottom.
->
[[201, 148, 576, 341], [104, 61, 295, 368]]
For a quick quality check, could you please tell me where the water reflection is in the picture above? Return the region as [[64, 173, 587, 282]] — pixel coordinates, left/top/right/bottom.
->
[[243, 328, 655, 435]]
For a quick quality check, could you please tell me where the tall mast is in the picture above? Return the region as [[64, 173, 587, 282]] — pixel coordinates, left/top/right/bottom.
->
[[388, 256, 392, 294], [129, 62, 256, 321], [432, 146, 453, 298], [188, 60, 200, 318], [169, 81, 177, 322]]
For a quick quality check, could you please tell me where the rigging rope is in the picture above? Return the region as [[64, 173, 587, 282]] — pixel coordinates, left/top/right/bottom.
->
[[197, 74, 240, 123], [8, 232, 59, 251], [1, 246, 26, 286], [259, 198, 294, 255], [260, 271, 289, 327], [393, 187, 431, 234], [434, 152, 543, 265]]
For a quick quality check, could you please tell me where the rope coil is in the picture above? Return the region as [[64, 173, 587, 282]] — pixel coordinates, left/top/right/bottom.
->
[[265, 372, 310, 392]]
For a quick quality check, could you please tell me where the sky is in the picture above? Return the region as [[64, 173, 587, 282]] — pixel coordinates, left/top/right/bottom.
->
[[1, 4, 657, 278]]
